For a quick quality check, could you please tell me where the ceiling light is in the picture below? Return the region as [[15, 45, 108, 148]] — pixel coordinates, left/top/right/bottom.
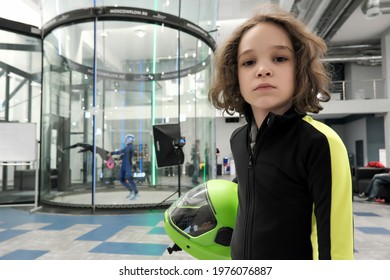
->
[[134, 29, 146, 38]]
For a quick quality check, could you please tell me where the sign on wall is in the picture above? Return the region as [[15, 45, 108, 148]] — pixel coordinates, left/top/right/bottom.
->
[[0, 123, 37, 162]]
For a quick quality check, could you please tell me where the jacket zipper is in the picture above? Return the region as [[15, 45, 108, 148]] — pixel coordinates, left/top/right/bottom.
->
[[243, 116, 273, 259], [244, 151, 255, 259]]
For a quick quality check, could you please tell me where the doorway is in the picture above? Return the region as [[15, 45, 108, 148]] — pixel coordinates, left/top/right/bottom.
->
[[355, 140, 364, 167]]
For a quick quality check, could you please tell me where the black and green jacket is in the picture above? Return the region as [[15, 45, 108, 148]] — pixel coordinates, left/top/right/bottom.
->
[[230, 106, 354, 260]]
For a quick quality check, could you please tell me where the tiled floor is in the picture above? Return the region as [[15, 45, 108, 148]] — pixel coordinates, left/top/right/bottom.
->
[[0, 195, 389, 260]]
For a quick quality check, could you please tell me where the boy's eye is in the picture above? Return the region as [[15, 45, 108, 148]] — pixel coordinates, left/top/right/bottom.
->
[[273, 56, 288, 63], [242, 60, 255, 66]]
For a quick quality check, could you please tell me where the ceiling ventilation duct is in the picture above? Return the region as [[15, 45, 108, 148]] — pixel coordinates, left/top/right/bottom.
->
[[361, 0, 390, 18], [322, 55, 382, 66]]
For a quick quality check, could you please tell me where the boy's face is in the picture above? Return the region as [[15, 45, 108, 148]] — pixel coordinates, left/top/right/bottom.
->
[[237, 22, 296, 118]]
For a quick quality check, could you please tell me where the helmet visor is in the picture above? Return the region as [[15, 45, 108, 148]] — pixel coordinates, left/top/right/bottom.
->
[[169, 183, 216, 237]]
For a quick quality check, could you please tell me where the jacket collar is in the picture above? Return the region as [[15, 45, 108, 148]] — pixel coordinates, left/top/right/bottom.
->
[[244, 104, 306, 129]]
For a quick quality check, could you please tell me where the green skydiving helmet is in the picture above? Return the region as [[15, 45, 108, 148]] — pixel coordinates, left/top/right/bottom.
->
[[164, 179, 238, 260]]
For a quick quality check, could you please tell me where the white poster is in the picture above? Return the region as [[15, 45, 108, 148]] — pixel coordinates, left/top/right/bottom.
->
[[379, 149, 386, 166]]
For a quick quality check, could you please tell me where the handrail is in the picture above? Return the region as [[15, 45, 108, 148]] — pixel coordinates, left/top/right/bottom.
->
[[330, 79, 385, 100]]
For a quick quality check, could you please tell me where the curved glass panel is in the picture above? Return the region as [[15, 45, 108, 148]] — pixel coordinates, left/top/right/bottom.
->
[[40, 2, 217, 208], [41, 1, 218, 37]]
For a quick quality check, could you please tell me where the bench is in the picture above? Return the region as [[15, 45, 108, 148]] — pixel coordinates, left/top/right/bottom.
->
[[354, 167, 390, 201]]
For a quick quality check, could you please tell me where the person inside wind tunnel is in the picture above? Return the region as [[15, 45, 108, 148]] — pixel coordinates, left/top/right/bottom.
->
[[191, 139, 201, 186], [108, 134, 139, 200]]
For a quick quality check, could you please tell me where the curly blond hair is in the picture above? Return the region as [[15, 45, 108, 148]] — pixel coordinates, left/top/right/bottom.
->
[[208, 4, 331, 116]]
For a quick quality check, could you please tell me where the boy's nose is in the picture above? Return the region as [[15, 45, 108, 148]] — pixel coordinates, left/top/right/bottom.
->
[[256, 67, 272, 77]]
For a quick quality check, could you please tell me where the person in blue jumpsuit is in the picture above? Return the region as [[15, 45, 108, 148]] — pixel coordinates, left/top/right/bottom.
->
[[109, 134, 139, 200]]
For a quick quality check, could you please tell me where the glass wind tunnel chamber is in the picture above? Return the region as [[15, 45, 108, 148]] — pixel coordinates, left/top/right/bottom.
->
[[39, 1, 218, 209]]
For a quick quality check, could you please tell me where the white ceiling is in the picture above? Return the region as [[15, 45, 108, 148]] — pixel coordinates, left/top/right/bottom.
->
[[331, 1, 390, 45], [216, 0, 390, 47]]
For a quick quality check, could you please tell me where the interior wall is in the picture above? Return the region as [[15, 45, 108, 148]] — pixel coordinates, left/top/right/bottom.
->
[[366, 115, 385, 162], [215, 116, 245, 164], [344, 118, 367, 166], [344, 63, 383, 99]]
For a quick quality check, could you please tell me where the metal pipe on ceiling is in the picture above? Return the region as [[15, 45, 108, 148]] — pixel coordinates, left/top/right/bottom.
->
[[361, 0, 390, 18], [322, 55, 382, 62]]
